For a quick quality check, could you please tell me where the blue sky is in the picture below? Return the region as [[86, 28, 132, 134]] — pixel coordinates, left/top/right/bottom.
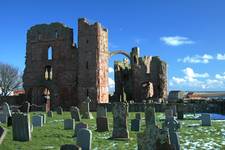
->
[[0, 0, 225, 91]]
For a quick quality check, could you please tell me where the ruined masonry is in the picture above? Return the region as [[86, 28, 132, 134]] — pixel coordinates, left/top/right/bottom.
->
[[23, 18, 167, 110]]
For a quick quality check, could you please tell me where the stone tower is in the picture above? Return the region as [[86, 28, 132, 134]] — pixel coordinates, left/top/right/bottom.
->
[[77, 18, 109, 109]]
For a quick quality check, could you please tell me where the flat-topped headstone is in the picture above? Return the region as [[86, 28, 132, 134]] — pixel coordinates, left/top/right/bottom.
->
[[20, 101, 30, 113], [0, 113, 7, 123], [64, 119, 75, 130], [77, 128, 92, 150], [81, 97, 93, 119], [201, 114, 211, 126], [32, 115, 43, 127], [57, 106, 63, 115], [96, 104, 107, 118], [0, 126, 7, 144], [12, 113, 31, 141], [96, 117, 109, 132], [47, 111, 53, 117], [131, 119, 141, 131], [74, 122, 88, 137], [112, 102, 129, 139], [60, 144, 81, 150], [70, 106, 81, 121], [38, 113, 46, 124], [3, 102, 11, 117], [145, 105, 156, 129], [177, 104, 184, 120], [135, 113, 141, 120]]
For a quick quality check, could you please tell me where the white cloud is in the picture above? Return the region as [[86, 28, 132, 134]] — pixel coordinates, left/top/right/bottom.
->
[[108, 67, 114, 73], [172, 77, 186, 84], [108, 77, 115, 88], [215, 73, 225, 80], [182, 67, 209, 82], [216, 53, 225, 60], [178, 54, 213, 64], [160, 36, 194, 46]]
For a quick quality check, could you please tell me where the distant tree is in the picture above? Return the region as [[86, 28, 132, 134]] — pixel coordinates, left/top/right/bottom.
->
[[0, 62, 22, 99]]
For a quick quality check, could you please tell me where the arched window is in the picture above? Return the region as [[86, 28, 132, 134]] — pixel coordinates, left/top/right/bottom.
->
[[48, 47, 53, 60], [45, 66, 53, 80]]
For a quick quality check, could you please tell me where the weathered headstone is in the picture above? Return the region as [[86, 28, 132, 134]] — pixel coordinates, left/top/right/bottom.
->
[[20, 101, 30, 113], [74, 122, 88, 137], [81, 97, 93, 119], [0, 126, 7, 144], [201, 114, 211, 126], [165, 117, 181, 150], [131, 119, 141, 131], [70, 106, 81, 121], [60, 144, 81, 150], [177, 104, 184, 120], [0, 113, 7, 123], [3, 102, 11, 118], [12, 113, 31, 141], [32, 115, 43, 127], [112, 102, 129, 139], [96, 117, 109, 132], [77, 128, 92, 150], [64, 119, 75, 130], [57, 106, 63, 115], [135, 113, 141, 120], [38, 113, 47, 124], [47, 111, 53, 117], [96, 104, 107, 118]]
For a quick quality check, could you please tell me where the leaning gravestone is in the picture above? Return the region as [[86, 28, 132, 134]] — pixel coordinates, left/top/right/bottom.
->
[[64, 119, 75, 130], [77, 128, 92, 150], [12, 113, 31, 141], [20, 101, 30, 113], [81, 97, 93, 119], [131, 119, 141, 131], [201, 114, 211, 126], [60, 144, 81, 150], [0, 126, 7, 144], [74, 122, 88, 137], [165, 117, 181, 150], [57, 106, 63, 115], [3, 102, 11, 118], [70, 106, 81, 121], [111, 102, 129, 139], [47, 111, 53, 117], [96, 104, 109, 132], [32, 115, 43, 127]]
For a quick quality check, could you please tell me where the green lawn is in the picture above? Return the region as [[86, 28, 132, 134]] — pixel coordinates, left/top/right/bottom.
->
[[0, 112, 225, 150]]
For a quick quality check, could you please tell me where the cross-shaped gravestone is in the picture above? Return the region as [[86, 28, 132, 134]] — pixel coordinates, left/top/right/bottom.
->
[[81, 97, 93, 119]]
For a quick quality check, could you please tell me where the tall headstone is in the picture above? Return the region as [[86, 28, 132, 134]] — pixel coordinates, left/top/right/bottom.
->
[[177, 104, 184, 120], [81, 97, 93, 119], [32, 115, 43, 127], [64, 119, 75, 130], [112, 102, 129, 139], [96, 104, 109, 132], [57, 106, 63, 115], [96, 104, 107, 118], [20, 101, 30, 113], [70, 106, 81, 121], [74, 122, 88, 137], [201, 114, 211, 126], [77, 128, 92, 150], [2, 102, 11, 118], [12, 113, 31, 141], [60, 144, 81, 150], [0, 126, 7, 144]]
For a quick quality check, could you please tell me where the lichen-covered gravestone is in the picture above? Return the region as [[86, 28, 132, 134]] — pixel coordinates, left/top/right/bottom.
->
[[96, 104, 109, 132], [74, 122, 88, 137], [12, 113, 31, 141], [77, 128, 92, 150], [81, 97, 93, 119], [64, 119, 75, 130], [32, 115, 43, 127], [111, 102, 129, 139], [60, 144, 81, 150], [70, 106, 81, 121]]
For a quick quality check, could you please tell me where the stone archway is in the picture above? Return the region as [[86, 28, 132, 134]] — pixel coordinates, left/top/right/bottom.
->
[[109, 50, 130, 60]]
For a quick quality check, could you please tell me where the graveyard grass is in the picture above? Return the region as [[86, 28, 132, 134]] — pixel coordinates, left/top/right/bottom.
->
[[0, 112, 225, 150]]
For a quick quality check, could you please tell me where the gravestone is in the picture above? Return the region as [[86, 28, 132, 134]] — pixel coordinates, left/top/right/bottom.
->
[[201, 114, 211, 126], [70, 106, 81, 121], [137, 106, 173, 150], [39, 113, 47, 124], [3, 102, 11, 118], [7, 116, 12, 127], [112, 102, 129, 139], [74, 122, 88, 137], [96, 117, 109, 132], [57, 106, 63, 115], [165, 117, 181, 150], [64, 119, 75, 130], [77, 128, 92, 150], [20, 101, 30, 113], [177, 104, 184, 120], [135, 113, 141, 120], [12, 113, 31, 141], [47, 111, 53, 117], [0, 113, 7, 123], [32, 115, 43, 127], [81, 97, 93, 119], [131, 119, 141, 131], [0, 126, 7, 144], [96, 104, 107, 118], [60, 144, 81, 150]]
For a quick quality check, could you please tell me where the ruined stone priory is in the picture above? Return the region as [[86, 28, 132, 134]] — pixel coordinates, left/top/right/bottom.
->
[[23, 18, 167, 110]]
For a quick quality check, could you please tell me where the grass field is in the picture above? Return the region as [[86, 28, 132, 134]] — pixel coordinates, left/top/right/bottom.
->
[[0, 112, 225, 150]]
